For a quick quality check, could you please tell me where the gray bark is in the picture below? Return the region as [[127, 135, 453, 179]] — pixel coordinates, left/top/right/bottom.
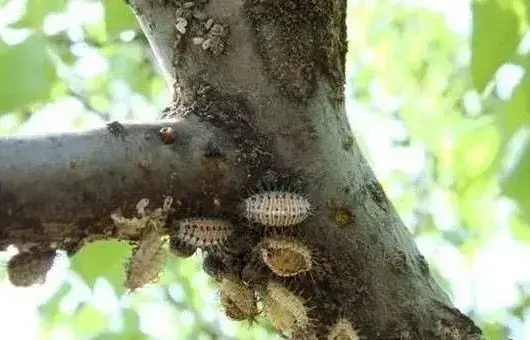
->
[[0, 0, 482, 339]]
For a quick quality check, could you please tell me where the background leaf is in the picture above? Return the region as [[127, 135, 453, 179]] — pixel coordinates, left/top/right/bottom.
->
[[104, 0, 139, 37], [13, 0, 66, 30], [471, 0, 521, 91], [502, 142, 530, 220], [0, 36, 57, 112], [70, 240, 131, 295]]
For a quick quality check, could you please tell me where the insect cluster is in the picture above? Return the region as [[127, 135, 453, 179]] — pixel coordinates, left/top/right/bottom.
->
[[172, 0, 229, 58], [106, 188, 359, 338]]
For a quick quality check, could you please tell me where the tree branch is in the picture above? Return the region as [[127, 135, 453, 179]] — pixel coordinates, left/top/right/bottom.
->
[[0, 118, 244, 251]]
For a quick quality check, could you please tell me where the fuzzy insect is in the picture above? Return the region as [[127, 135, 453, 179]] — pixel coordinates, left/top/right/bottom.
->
[[328, 318, 361, 340], [219, 277, 259, 321], [169, 238, 197, 258], [263, 281, 309, 332], [175, 218, 232, 247], [202, 253, 228, 280], [243, 191, 311, 227], [124, 228, 168, 291], [259, 237, 312, 277], [7, 249, 56, 287], [292, 328, 319, 340]]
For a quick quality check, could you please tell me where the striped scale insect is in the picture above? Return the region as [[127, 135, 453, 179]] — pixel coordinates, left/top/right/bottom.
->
[[169, 238, 197, 258], [175, 218, 233, 247], [243, 191, 311, 227]]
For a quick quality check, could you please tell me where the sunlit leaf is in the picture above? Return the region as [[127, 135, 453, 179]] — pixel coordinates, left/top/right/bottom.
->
[[70, 240, 131, 295], [93, 333, 147, 340], [107, 44, 152, 95], [510, 291, 530, 320], [103, 0, 138, 37], [86, 17, 109, 46], [72, 304, 108, 335], [502, 142, 530, 219], [0, 35, 57, 112], [454, 117, 502, 184], [457, 178, 498, 237], [480, 321, 511, 340], [13, 0, 66, 29], [509, 214, 530, 242], [39, 284, 71, 325], [91, 309, 143, 339], [122, 308, 141, 332], [471, 0, 521, 91], [498, 69, 530, 139]]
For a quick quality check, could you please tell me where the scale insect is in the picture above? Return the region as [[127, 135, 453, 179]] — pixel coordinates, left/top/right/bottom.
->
[[219, 277, 259, 321], [124, 228, 167, 291], [263, 281, 309, 333], [292, 328, 319, 340], [7, 249, 56, 287], [259, 237, 313, 277], [327, 318, 361, 340], [169, 238, 197, 258], [175, 218, 233, 247], [243, 191, 311, 227]]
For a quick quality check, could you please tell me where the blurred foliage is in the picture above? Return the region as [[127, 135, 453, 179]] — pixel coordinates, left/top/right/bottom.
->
[[70, 240, 130, 295], [1, 0, 530, 339], [0, 35, 56, 111]]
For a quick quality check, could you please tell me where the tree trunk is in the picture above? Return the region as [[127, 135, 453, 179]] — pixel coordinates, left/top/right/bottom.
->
[[0, 0, 482, 339]]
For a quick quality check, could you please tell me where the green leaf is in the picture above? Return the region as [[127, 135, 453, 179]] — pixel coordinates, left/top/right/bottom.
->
[[39, 284, 71, 326], [498, 73, 530, 139], [457, 178, 498, 239], [70, 239, 131, 295], [0, 35, 57, 112], [509, 214, 530, 242], [122, 308, 141, 333], [72, 304, 108, 335], [510, 291, 530, 320], [108, 44, 152, 95], [471, 0, 521, 91], [14, 0, 66, 30], [480, 322, 510, 340], [454, 117, 502, 183], [502, 141, 530, 219], [103, 0, 139, 37], [93, 333, 147, 340]]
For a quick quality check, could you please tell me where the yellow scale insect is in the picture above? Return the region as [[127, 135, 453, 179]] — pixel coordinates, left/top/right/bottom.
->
[[243, 191, 311, 227], [259, 236, 312, 277], [328, 318, 361, 340], [219, 277, 259, 321], [263, 281, 309, 333]]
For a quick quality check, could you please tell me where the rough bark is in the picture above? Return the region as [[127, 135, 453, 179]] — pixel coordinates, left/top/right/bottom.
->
[[0, 0, 483, 339]]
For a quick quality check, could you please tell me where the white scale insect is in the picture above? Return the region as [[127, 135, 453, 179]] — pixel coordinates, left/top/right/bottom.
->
[[243, 191, 311, 227]]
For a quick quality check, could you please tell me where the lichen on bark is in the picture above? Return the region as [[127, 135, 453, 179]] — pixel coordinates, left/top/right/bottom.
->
[[243, 0, 347, 104]]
